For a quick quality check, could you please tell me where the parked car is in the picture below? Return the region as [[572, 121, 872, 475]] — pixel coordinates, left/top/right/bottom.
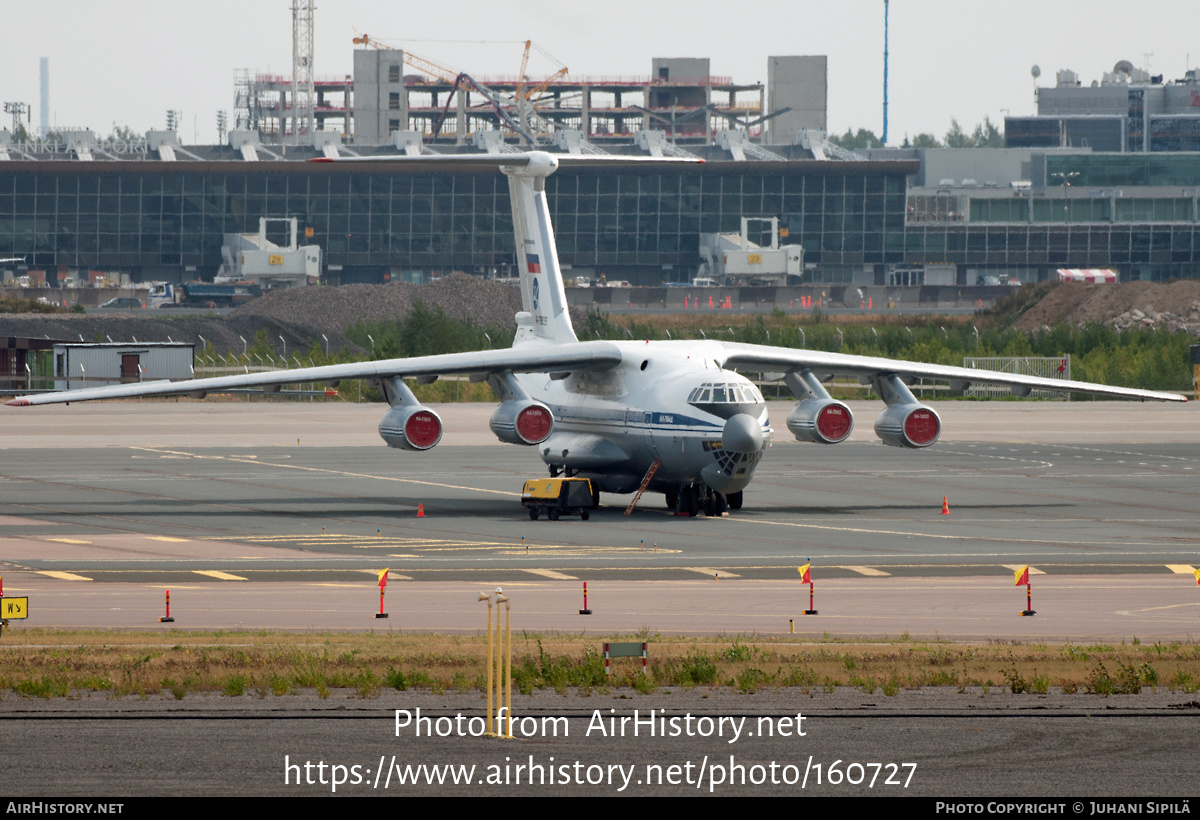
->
[[98, 297, 143, 309]]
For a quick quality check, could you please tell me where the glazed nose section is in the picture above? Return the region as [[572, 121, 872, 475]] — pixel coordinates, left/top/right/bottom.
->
[[722, 413, 763, 453]]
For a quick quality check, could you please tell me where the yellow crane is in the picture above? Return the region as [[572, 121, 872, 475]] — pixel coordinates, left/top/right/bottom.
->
[[351, 34, 459, 84]]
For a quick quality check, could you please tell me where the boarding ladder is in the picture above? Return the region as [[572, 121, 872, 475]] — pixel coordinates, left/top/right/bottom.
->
[[624, 460, 662, 516]]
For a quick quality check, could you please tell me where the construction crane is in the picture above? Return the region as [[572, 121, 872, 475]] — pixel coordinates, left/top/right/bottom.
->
[[512, 40, 569, 141], [351, 34, 459, 84]]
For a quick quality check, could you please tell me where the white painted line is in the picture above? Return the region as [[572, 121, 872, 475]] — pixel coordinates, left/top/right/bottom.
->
[[682, 567, 741, 579], [842, 566, 891, 577], [37, 571, 93, 581], [192, 570, 249, 581], [522, 568, 579, 580]]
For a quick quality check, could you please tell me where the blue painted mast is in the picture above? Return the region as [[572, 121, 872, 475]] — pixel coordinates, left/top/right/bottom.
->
[[882, 0, 889, 145]]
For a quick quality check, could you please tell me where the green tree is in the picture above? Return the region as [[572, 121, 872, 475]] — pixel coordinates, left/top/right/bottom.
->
[[828, 128, 883, 150], [971, 116, 1004, 148], [944, 119, 972, 148], [912, 132, 941, 148], [107, 124, 140, 143]]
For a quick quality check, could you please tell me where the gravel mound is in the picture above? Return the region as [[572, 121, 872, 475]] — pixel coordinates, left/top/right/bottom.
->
[[1014, 280, 1200, 334], [0, 273, 585, 357], [231, 273, 527, 333]]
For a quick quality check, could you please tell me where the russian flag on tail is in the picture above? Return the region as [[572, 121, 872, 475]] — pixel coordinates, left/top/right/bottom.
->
[[527, 253, 541, 273]]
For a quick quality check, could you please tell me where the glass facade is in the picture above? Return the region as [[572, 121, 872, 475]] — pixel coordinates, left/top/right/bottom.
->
[[1, 156, 1197, 283], [1042, 153, 1200, 187], [0, 162, 912, 274]]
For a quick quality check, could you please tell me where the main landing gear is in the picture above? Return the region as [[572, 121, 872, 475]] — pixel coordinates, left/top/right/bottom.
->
[[669, 484, 735, 517]]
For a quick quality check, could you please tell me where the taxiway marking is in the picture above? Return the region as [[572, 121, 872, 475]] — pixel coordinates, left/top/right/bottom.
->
[[192, 570, 249, 581]]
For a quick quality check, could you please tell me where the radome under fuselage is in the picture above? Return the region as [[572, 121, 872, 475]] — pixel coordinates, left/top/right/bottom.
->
[[514, 339, 771, 496]]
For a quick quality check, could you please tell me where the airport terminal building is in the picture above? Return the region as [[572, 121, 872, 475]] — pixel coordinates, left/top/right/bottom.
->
[[2, 52, 1199, 287]]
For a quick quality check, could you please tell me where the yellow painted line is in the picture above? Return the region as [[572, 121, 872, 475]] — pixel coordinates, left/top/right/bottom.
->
[[1165, 564, 1196, 575], [842, 566, 891, 577], [361, 570, 413, 581], [46, 538, 92, 545], [387, 554, 420, 558], [37, 571, 93, 581], [192, 570, 248, 581], [682, 567, 740, 579], [522, 568, 579, 580], [132, 447, 513, 496], [147, 536, 189, 542], [718, 514, 1162, 549], [1002, 564, 1046, 575]]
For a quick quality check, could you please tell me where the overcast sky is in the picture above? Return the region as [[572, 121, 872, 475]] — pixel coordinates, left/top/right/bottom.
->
[[2, 0, 1196, 145]]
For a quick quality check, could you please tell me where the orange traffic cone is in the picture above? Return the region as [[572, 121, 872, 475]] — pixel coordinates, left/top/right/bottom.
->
[[417, 503, 425, 518], [941, 496, 950, 515]]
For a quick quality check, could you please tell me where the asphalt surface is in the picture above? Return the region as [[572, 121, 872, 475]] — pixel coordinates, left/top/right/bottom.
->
[[2, 400, 1200, 638], [2, 400, 1200, 797]]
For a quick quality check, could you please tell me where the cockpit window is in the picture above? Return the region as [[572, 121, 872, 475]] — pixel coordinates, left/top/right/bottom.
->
[[689, 382, 764, 405]]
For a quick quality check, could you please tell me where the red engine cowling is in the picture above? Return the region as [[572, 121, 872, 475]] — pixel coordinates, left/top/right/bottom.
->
[[378, 405, 443, 451], [874, 403, 941, 448], [786, 398, 854, 444], [489, 400, 554, 446]]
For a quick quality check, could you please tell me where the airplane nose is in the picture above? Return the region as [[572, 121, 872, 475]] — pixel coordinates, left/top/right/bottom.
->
[[722, 413, 763, 453]]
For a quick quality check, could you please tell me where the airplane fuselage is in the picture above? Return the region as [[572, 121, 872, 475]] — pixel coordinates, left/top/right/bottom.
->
[[517, 340, 771, 497]]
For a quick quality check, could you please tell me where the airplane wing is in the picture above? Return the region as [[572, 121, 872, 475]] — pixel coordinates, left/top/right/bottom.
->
[[5, 341, 623, 406], [718, 342, 1185, 402]]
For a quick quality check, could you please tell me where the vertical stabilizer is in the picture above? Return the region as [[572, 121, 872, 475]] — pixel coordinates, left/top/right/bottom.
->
[[504, 153, 577, 344]]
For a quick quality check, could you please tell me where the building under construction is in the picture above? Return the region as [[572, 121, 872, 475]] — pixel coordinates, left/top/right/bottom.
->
[[237, 49, 821, 148]]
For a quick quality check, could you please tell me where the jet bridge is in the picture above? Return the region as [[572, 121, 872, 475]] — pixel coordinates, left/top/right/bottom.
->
[[219, 217, 322, 289], [698, 217, 803, 286]]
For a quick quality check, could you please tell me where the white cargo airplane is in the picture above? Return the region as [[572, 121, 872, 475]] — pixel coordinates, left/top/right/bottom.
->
[[4, 152, 1186, 516]]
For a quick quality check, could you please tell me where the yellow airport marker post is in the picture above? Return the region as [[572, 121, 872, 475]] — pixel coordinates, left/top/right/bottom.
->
[[1015, 565, 1036, 616], [479, 591, 496, 736], [375, 569, 389, 619], [497, 589, 513, 740], [159, 589, 175, 623], [1194, 567, 1200, 615], [800, 561, 818, 615]]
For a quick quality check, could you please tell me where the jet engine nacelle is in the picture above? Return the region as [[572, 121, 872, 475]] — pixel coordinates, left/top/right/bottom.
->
[[874, 403, 941, 449], [378, 405, 443, 451], [786, 398, 854, 444], [489, 400, 554, 446]]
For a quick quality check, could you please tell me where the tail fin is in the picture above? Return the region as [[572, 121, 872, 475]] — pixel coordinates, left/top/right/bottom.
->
[[505, 154, 577, 344]]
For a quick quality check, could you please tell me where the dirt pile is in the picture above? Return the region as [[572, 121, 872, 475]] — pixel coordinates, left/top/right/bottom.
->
[[231, 273, 528, 333], [0, 274, 573, 357], [1014, 281, 1200, 334]]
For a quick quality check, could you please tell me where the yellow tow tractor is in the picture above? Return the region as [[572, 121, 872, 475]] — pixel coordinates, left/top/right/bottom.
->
[[521, 477, 596, 521]]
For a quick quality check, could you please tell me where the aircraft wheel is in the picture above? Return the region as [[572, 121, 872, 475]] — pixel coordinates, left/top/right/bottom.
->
[[581, 510, 590, 521], [686, 487, 700, 517], [715, 492, 729, 515], [548, 508, 561, 521], [529, 507, 539, 521], [591, 484, 600, 508], [727, 491, 743, 510], [704, 492, 717, 517], [665, 491, 679, 510]]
